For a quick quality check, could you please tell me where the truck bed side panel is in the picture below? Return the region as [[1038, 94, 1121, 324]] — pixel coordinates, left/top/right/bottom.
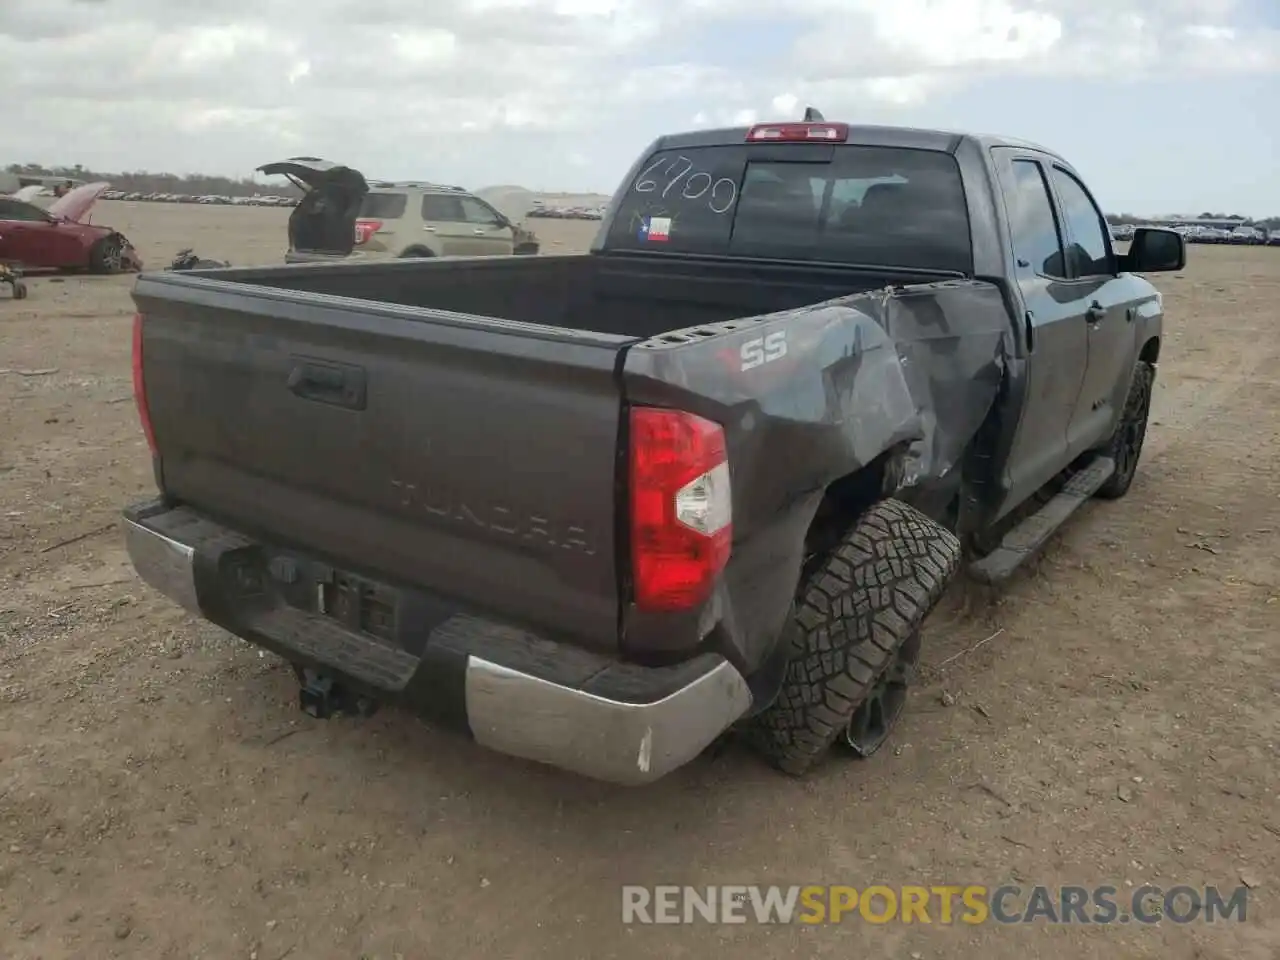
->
[[621, 279, 1012, 670]]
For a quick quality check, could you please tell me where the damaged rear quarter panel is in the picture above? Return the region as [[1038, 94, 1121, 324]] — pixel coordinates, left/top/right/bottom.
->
[[621, 279, 1013, 669]]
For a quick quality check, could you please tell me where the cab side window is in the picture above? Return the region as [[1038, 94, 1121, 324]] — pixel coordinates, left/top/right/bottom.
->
[[1004, 159, 1067, 279], [1050, 168, 1113, 277]]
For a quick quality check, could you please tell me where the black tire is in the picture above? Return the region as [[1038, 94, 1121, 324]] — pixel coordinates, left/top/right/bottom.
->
[[88, 235, 125, 274], [399, 246, 434, 258], [514, 243, 539, 256], [748, 498, 962, 776], [1095, 361, 1154, 500]]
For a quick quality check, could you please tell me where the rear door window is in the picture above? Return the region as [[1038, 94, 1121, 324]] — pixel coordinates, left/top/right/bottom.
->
[[606, 144, 972, 273], [1001, 159, 1067, 279], [422, 194, 466, 222], [360, 192, 407, 219]]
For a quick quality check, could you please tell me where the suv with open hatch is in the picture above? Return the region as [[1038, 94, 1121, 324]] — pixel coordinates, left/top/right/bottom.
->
[[256, 158, 539, 263]]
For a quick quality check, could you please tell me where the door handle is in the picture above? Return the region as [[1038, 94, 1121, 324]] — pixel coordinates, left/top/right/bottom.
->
[[286, 358, 367, 410], [423, 226, 436, 233], [1086, 301, 1107, 324], [472, 229, 486, 235]]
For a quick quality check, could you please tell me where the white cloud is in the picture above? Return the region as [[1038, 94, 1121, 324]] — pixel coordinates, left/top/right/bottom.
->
[[770, 94, 799, 116], [1, 0, 1276, 190]]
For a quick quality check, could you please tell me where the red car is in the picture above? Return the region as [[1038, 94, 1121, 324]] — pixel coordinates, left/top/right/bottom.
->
[[0, 183, 141, 273]]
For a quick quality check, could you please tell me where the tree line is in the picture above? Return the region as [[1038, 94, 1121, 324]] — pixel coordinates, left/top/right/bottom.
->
[[1104, 211, 1280, 230], [4, 162, 302, 199], [7, 162, 1279, 229]]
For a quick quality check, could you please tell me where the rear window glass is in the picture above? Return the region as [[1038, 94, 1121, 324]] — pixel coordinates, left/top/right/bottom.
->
[[360, 192, 407, 219], [606, 144, 972, 273]]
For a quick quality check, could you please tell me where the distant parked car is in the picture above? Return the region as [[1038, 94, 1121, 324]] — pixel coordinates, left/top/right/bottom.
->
[[352, 180, 541, 259], [1229, 225, 1264, 245], [0, 182, 142, 273]]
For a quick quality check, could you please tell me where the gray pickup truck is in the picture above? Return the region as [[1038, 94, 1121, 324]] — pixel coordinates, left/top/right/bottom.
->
[[123, 117, 1185, 784]]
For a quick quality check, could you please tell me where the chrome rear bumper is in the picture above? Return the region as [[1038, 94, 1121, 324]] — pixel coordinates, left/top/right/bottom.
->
[[124, 506, 752, 785]]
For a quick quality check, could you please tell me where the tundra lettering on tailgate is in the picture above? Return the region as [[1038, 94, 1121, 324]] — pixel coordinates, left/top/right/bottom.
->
[[390, 479, 597, 555]]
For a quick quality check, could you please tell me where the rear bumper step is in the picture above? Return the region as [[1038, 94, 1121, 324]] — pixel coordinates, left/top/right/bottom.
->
[[122, 500, 752, 785]]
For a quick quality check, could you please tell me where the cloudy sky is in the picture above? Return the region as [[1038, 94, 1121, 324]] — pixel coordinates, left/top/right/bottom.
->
[[3, 0, 1277, 215]]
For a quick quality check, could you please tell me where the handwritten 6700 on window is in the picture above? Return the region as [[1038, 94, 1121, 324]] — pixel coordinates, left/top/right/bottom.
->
[[633, 155, 738, 215]]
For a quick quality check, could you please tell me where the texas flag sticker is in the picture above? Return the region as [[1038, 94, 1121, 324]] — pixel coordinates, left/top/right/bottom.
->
[[640, 216, 672, 242]]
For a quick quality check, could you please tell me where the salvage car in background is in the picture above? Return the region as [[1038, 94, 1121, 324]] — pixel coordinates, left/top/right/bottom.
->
[[0, 182, 141, 273], [256, 158, 369, 265], [256, 157, 539, 263], [353, 181, 540, 259]]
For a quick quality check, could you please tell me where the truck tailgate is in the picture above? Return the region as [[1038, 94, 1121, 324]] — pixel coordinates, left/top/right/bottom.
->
[[133, 274, 633, 650]]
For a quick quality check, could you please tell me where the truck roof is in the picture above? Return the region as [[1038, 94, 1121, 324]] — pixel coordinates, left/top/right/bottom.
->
[[655, 123, 1066, 163]]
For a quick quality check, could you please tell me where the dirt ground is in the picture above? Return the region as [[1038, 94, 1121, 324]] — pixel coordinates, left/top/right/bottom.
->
[[1, 202, 1277, 960]]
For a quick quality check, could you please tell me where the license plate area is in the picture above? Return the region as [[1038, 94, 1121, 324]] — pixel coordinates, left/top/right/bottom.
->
[[317, 570, 398, 643]]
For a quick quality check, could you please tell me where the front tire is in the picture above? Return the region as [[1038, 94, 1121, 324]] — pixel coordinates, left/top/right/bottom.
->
[[1095, 361, 1154, 500], [748, 498, 962, 776], [88, 235, 125, 274]]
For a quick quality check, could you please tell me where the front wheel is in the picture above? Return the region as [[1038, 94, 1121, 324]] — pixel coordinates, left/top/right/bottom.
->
[[88, 235, 125, 274], [1095, 361, 1154, 500], [747, 498, 962, 776]]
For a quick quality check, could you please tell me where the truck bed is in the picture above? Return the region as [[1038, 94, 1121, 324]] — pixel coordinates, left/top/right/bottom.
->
[[131, 252, 1004, 664], [204, 252, 925, 340]]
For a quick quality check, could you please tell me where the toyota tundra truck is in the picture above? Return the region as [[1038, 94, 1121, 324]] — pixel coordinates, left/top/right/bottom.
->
[[123, 116, 1185, 784]]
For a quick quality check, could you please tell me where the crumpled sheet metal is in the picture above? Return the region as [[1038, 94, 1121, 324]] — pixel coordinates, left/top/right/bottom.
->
[[625, 279, 1011, 500], [852, 280, 1010, 488]]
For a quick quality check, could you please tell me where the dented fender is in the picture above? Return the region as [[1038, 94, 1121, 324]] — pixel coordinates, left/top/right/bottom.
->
[[113, 232, 144, 272], [621, 278, 1013, 669]]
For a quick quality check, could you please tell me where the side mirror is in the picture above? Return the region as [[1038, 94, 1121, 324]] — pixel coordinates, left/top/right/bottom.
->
[[492, 213, 511, 229], [1119, 227, 1185, 273]]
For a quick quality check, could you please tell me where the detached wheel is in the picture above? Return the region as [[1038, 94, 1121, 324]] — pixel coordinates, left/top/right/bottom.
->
[[12, 280, 27, 300], [1095, 361, 1154, 500], [89, 235, 125, 274], [748, 498, 962, 776]]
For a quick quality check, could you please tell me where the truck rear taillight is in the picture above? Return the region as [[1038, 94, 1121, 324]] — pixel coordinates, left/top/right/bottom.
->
[[629, 407, 732, 612], [354, 218, 382, 244], [746, 122, 849, 142], [131, 313, 157, 455]]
